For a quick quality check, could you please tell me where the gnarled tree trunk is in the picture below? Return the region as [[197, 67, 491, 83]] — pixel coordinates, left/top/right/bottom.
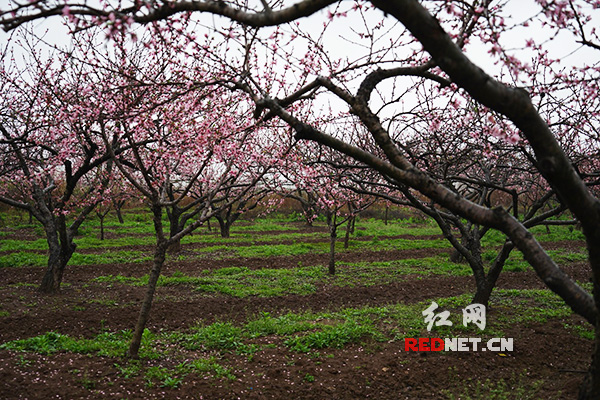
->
[[216, 216, 232, 238], [38, 215, 76, 293]]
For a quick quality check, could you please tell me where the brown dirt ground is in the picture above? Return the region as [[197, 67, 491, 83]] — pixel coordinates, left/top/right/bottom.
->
[[0, 229, 592, 400]]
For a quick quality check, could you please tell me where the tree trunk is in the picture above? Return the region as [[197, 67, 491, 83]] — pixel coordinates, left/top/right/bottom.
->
[[216, 216, 231, 238], [471, 242, 513, 307], [449, 248, 465, 263], [115, 204, 124, 224], [579, 310, 600, 399], [304, 211, 314, 227], [128, 242, 167, 358], [167, 240, 181, 253], [450, 229, 470, 263], [579, 240, 600, 399], [328, 214, 337, 275], [38, 223, 75, 293], [384, 205, 389, 225], [221, 223, 231, 238], [167, 208, 183, 254], [299, 200, 314, 227], [39, 246, 74, 293], [39, 256, 65, 293], [344, 217, 353, 249]]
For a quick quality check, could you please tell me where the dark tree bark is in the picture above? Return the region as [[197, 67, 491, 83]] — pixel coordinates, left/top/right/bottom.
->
[[326, 200, 372, 275], [128, 207, 167, 358], [214, 193, 265, 238], [95, 207, 111, 240], [328, 212, 337, 275], [113, 199, 125, 224], [127, 243, 167, 357], [215, 214, 232, 238], [39, 218, 76, 293], [164, 187, 204, 253], [471, 241, 514, 305], [343, 215, 354, 249], [166, 205, 184, 253]]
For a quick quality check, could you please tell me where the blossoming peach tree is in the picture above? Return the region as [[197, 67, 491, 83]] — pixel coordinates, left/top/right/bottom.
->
[[0, 33, 122, 293], [83, 35, 291, 357], [280, 141, 375, 274]]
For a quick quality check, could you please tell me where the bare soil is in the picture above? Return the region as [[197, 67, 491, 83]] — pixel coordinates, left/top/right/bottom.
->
[[0, 228, 592, 399]]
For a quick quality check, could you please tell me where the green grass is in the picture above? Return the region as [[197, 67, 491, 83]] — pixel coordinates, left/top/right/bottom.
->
[[0, 306, 381, 360], [0, 252, 49, 268], [144, 366, 184, 388], [114, 356, 235, 389], [72, 250, 154, 265], [182, 322, 245, 351], [192, 236, 451, 260], [481, 225, 584, 247], [94, 265, 324, 297], [0, 238, 49, 252], [92, 257, 471, 298], [229, 242, 326, 258], [80, 229, 325, 248], [354, 218, 443, 237], [89, 252, 588, 303], [175, 306, 386, 354], [0, 250, 154, 268], [0, 211, 591, 395], [177, 357, 235, 379], [285, 319, 382, 352], [564, 323, 594, 340], [245, 312, 319, 337], [8, 288, 586, 358], [1, 221, 449, 268], [490, 289, 584, 326], [113, 359, 142, 379], [481, 245, 588, 273], [356, 237, 451, 251], [0, 219, 447, 255], [339, 256, 471, 286], [0, 329, 158, 359]]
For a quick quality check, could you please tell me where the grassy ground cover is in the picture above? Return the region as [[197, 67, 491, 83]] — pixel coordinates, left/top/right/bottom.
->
[[0, 209, 592, 399]]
